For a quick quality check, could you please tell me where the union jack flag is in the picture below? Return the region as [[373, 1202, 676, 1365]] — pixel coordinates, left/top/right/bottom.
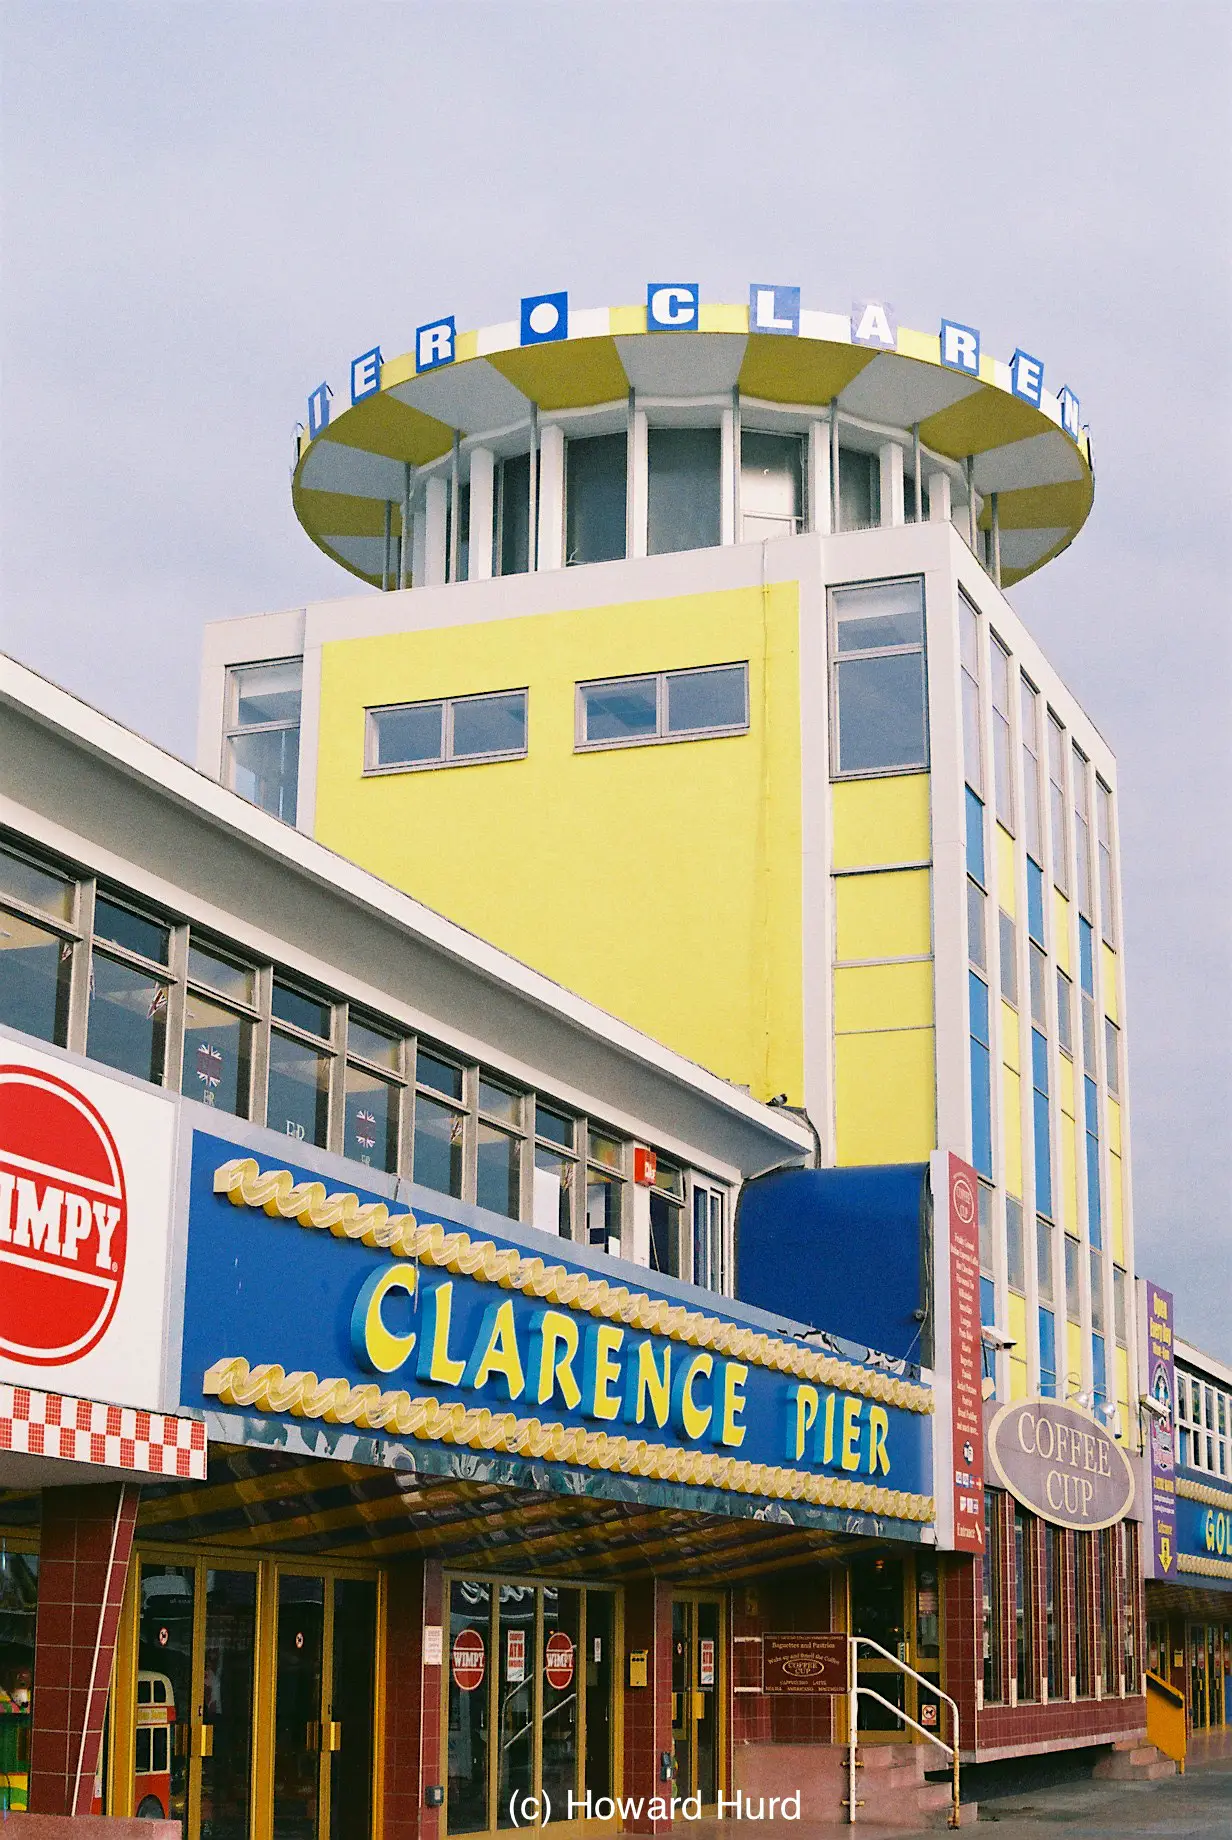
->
[[355, 1108, 377, 1152], [196, 1042, 223, 1103]]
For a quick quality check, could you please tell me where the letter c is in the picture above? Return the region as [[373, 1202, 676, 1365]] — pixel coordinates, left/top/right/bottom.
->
[[650, 286, 695, 328], [351, 1264, 418, 1374], [1018, 1412, 1037, 1455]]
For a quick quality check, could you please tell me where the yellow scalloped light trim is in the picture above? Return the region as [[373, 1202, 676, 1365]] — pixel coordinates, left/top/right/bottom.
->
[[203, 1356, 934, 1523], [213, 1159, 932, 1415], [1176, 1552, 1232, 1581], [1175, 1475, 1232, 1509]]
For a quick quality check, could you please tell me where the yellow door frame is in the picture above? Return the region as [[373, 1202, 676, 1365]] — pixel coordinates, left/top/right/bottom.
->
[[669, 1589, 726, 1810]]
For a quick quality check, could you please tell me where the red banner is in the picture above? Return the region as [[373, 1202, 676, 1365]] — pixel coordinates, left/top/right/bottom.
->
[[948, 1153, 985, 1551]]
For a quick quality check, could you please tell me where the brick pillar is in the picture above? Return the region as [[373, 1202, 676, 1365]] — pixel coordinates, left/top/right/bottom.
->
[[29, 1482, 139, 1816], [382, 1556, 444, 1840], [621, 1578, 673, 1834], [943, 1554, 979, 1752]]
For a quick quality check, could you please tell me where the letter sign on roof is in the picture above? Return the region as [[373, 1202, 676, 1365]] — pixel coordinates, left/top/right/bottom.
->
[[1010, 348, 1045, 407], [417, 316, 456, 372], [940, 319, 981, 376], [1058, 386, 1081, 439], [647, 283, 699, 331], [851, 299, 897, 349], [749, 284, 800, 336], [351, 347, 382, 404], [520, 291, 568, 345]]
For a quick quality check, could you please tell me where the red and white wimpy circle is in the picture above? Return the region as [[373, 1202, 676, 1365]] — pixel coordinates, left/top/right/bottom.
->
[[451, 1628, 485, 1693], [544, 1631, 574, 1691], [951, 1168, 977, 1227], [0, 1064, 128, 1364]]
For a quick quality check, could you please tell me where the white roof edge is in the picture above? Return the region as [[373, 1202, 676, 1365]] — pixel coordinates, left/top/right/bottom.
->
[[1175, 1337, 1232, 1389], [0, 652, 813, 1153]]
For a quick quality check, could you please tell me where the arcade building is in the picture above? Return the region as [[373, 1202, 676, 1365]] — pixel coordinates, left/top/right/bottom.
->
[[0, 285, 1164, 1838]]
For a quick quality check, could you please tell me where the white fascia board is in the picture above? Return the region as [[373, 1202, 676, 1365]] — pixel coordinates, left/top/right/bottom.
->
[[0, 653, 813, 1160], [1176, 1339, 1232, 1390]]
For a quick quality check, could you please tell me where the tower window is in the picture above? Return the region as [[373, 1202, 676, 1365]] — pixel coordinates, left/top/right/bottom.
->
[[830, 578, 928, 776], [647, 427, 721, 556], [224, 658, 302, 825], [566, 433, 627, 565]]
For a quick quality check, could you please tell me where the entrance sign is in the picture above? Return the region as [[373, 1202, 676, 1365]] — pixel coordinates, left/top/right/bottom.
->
[[452, 1629, 485, 1692], [762, 1632, 847, 1695], [986, 1399, 1135, 1531], [545, 1632, 574, 1691], [947, 1154, 986, 1552], [505, 1627, 526, 1683], [1142, 1281, 1178, 1578]]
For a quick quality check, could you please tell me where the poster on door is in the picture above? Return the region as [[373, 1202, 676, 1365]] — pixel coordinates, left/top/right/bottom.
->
[[545, 1631, 574, 1691], [452, 1628, 485, 1692], [506, 1627, 526, 1683], [699, 1638, 715, 1688]]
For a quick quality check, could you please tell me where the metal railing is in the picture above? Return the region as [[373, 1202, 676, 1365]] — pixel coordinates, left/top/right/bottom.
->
[[846, 1636, 961, 1829]]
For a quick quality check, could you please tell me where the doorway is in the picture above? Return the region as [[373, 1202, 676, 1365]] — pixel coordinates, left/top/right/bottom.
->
[[670, 1596, 722, 1808], [848, 1553, 943, 1742], [1188, 1623, 1229, 1731]]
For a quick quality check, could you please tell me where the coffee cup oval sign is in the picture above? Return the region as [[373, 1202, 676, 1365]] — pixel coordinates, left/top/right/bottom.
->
[[987, 1400, 1135, 1531]]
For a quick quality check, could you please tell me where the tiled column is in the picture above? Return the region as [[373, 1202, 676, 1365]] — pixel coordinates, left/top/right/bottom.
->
[[943, 1555, 979, 1751], [621, 1578, 673, 1835], [383, 1556, 443, 1840], [29, 1482, 139, 1815]]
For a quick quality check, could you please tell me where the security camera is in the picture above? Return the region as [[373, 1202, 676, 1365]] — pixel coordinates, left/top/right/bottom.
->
[[981, 1326, 1017, 1352], [1139, 1395, 1170, 1424]]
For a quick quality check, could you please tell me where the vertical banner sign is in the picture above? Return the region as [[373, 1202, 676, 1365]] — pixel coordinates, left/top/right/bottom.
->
[[948, 1154, 986, 1551], [1145, 1282, 1177, 1579]]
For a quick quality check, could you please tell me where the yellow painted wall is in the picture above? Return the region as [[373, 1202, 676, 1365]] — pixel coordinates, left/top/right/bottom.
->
[[834, 1029, 936, 1165], [1054, 888, 1071, 974], [314, 584, 804, 1101], [834, 869, 931, 961], [1106, 1097, 1122, 1158], [1002, 1065, 1023, 1198], [1008, 1291, 1028, 1400], [834, 961, 933, 1033], [832, 773, 930, 868]]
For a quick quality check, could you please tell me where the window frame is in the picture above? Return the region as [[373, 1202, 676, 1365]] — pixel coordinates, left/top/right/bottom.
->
[[364, 688, 530, 775], [575, 662, 750, 753], [829, 576, 929, 781], [223, 657, 303, 824]]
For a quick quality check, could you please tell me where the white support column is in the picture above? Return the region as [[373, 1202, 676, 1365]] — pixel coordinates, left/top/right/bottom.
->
[[720, 402, 737, 545], [400, 463, 413, 588], [629, 404, 649, 558], [468, 447, 494, 581], [537, 422, 565, 571], [879, 441, 905, 528], [808, 420, 832, 534], [423, 475, 448, 586], [412, 499, 427, 585], [927, 471, 952, 524]]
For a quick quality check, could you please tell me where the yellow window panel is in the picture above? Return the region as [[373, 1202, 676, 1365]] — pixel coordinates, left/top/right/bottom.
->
[[1065, 1320, 1084, 1398], [996, 825, 1017, 917], [831, 774, 931, 871], [834, 868, 931, 962], [1000, 1000, 1021, 1074], [1106, 1097, 1122, 1158], [1058, 1052, 1076, 1120], [1102, 942, 1119, 1023], [1109, 1151, 1125, 1266], [1002, 1065, 1023, 1199], [833, 961, 934, 1034], [834, 1028, 936, 1166], [1008, 1292, 1029, 1401], [1053, 888, 1071, 974], [1061, 1112, 1078, 1235]]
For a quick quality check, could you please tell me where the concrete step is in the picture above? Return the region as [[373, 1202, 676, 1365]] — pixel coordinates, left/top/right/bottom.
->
[[1093, 1742, 1177, 1781]]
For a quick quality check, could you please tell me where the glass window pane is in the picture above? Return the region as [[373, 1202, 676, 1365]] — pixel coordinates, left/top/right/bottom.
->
[[347, 1016, 401, 1071], [1030, 944, 1047, 1028], [740, 431, 802, 535], [182, 992, 252, 1118], [477, 1123, 520, 1219], [344, 1064, 399, 1172], [496, 1585, 537, 1830], [540, 1588, 582, 1817], [838, 448, 879, 531], [272, 981, 331, 1040], [586, 1169, 621, 1251], [233, 660, 302, 727], [417, 1050, 464, 1102], [535, 1104, 575, 1149], [967, 880, 986, 969], [478, 1078, 520, 1125], [581, 677, 657, 744], [94, 895, 169, 966], [647, 426, 721, 556], [452, 692, 527, 761], [533, 1146, 572, 1236], [0, 909, 72, 1044], [566, 432, 627, 565], [0, 847, 73, 920], [267, 1031, 330, 1147], [228, 728, 299, 824], [414, 1094, 464, 1198], [1006, 1197, 1025, 1292], [834, 580, 924, 652], [1036, 1216, 1054, 1303], [1105, 1019, 1119, 1097], [999, 910, 1018, 1005], [188, 941, 255, 1006], [587, 1130, 623, 1170], [654, 1159, 684, 1198], [371, 703, 444, 768], [499, 453, 531, 577], [835, 653, 928, 773], [666, 666, 747, 735], [447, 1579, 491, 1835], [1065, 1236, 1080, 1320], [650, 1193, 682, 1276], [1057, 970, 1073, 1056], [87, 953, 168, 1083]]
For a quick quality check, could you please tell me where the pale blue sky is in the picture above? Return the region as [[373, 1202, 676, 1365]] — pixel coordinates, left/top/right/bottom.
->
[[2, 2, 1230, 1346]]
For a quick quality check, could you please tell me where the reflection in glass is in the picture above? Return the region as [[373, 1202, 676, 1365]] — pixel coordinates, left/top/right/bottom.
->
[[647, 428, 721, 556], [371, 703, 444, 769], [498, 455, 531, 577], [566, 433, 627, 565], [234, 661, 302, 728], [585, 1591, 613, 1798], [666, 666, 747, 736], [347, 1017, 400, 1070], [533, 1147, 572, 1236], [535, 1105, 574, 1149], [344, 1065, 398, 1171], [182, 993, 251, 1118], [581, 678, 657, 744], [477, 1124, 519, 1219], [0, 910, 71, 1045], [273, 1575, 323, 1840], [0, 1551, 38, 1814], [136, 1563, 195, 1823], [0, 849, 73, 920], [267, 1031, 330, 1147], [478, 1079, 519, 1125], [201, 1569, 256, 1840], [228, 729, 300, 825], [650, 1193, 682, 1276], [585, 1170, 621, 1252], [452, 693, 527, 761], [540, 1589, 581, 1815], [87, 954, 168, 1083], [834, 653, 928, 774], [272, 984, 331, 1039], [94, 897, 169, 965], [415, 1095, 464, 1198], [447, 1580, 491, 1834], [417, 1052, 464, 1102], [330, 1580, 377, 1840], [496, 1586, 537, 1829], [188, 943, 255, 1007]]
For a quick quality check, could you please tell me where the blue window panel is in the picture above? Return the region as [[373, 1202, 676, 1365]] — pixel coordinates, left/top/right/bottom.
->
[[1027, 858, 1046, 947], [1085, 1075, 1099, 1133], [1086, 1133, 1102, 1246], [1092, 1332, 1107, 1408], [1033, 1089, 1053, 1219], [981, 1274, 996, 1326], [1038, 1307, 1057, 1397], [1079, 916, 1095, 995], [1032, 1028, 1050, 1096], [969, 970, 990, 1046], [966, 787, 986, 886], [970, 1037, 993, 1179]]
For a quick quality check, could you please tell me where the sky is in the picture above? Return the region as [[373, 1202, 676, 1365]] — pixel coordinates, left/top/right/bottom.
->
[[2, 3, 1230, 1349]]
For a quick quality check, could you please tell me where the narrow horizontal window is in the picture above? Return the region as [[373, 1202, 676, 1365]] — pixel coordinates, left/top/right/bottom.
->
[[0, 845, 74, 922], [578, 665, 748, 750], [366, 690, 527, 771]]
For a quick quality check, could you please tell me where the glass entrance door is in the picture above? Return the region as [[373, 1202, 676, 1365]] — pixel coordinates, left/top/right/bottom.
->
[[849, 1554, 942, 1742], [670, 1597, 721, 1808], [1187, 1624, 1226, 1731]]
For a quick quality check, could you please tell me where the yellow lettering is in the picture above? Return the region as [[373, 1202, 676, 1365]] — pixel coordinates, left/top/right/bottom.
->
[[867, 1406, 890, 1476], [533, 1310, 581, 1410], [357, 1265, 418, 1374], [679, 1354, 714, 1440], [628, 1340, 671, 1428], [823, 1392, 837, 1465], [418, 1282, 466, 1386], [789, 1385, 819, 1462], [840, 1396, 863, 1472], [586, 1324, 625, 1422], [720, 1362, 749, 1449], [470, 1300, 525, 1400]]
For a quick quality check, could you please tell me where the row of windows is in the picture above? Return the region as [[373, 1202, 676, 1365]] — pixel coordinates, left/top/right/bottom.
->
[[0, 835, 731, 1291], [981, 1495, 1139, 1706], [1177, 1367, 1232, 1479], [362, 664, 751, 774]]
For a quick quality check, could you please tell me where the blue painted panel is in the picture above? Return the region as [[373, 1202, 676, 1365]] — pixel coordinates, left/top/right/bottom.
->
[[1079, 917, 1095, 994], [1032, 1029, 1050, 1096], [966, 787, 986, 885], [969, 971, 990, 1045], [1085, 1075, 1100, 1133], [1038, 1307, 1057, 1396], [1086, 1133, 1103, 1246], [970, 1035, 993, 1179], [980, 1274, 996, 1325], [1175, 1475, 1232, 1588], [1033, 1089, 1053, 1218], [1092, 1331, 1107, 1406]]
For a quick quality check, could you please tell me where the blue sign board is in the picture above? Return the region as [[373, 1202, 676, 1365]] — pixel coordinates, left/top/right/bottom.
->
[[1175, 1469, 1232, 1592], [647, 283, 699, 332], [181, 1131, 933, 1534]]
